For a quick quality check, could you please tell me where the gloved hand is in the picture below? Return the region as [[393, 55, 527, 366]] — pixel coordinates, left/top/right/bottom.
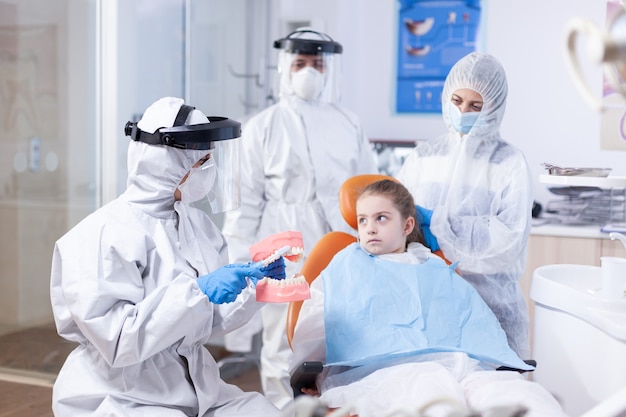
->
[[197, 263, 266, 304], [415, 205, 440, 252], [257, 257, 287, 280], [416, 205, 432, 225]]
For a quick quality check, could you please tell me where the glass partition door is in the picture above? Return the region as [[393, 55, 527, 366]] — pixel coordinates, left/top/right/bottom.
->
[[0, 0, 274, 384]]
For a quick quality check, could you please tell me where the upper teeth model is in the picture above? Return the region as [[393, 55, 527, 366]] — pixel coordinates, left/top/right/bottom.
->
[[249, 230, 305, 263]]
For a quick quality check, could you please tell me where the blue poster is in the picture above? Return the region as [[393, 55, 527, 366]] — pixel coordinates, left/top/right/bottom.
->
[[396, 0, 481, 113]]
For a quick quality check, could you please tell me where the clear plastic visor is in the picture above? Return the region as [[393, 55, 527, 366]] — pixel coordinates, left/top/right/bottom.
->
[[186, 137, 241, 214]]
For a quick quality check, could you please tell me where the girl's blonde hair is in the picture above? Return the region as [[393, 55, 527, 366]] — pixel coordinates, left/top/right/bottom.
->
[[358, 179, 425, 247]]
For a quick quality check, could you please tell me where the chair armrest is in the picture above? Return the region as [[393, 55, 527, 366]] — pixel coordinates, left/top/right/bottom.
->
[[496, 359, 537, 373], [290, 361, 324, 397]]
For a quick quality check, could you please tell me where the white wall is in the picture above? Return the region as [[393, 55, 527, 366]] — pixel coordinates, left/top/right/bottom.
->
[[293, 0, 624, 207]]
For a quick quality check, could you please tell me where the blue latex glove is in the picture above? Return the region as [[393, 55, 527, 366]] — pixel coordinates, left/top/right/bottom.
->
[[257, 257, 287, 280], [197, 262, 266, 304], [415, 205, 440, 252]]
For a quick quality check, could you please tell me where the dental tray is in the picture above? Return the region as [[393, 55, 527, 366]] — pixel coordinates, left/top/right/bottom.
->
[[542, 163, 612, 177], [540, 175, 626, 225]]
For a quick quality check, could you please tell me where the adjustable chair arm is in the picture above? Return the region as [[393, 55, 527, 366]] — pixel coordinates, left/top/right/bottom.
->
[[290, 358, 536, 398], [290, 361, 324, 397], [496, 359, 537, 373]]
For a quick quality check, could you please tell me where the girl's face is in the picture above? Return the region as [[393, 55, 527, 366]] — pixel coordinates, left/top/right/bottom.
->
[[356, 194, 414, 255]]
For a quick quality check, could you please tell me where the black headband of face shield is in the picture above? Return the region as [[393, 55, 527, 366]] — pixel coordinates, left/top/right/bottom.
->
[[273, 30, 343, 55], [124, 105, 242, 150]]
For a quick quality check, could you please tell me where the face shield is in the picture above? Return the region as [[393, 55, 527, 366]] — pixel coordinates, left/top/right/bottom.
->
[[202, 137, 241, 213], [274, 29, 343, 103], [125, 101, 242, 213]]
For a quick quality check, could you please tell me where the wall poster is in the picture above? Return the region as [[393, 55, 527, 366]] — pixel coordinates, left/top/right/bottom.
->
[[395, 0, 482, 114]]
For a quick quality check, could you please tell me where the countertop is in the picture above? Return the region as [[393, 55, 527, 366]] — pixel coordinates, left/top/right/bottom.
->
[[530, 220, 618, 239]]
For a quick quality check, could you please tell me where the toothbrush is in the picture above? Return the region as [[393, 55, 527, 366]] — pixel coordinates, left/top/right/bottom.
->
[[255, 245, 290, 267]]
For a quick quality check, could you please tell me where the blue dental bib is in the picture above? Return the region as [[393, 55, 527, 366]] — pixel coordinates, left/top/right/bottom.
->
[[323, 243, 532, 371]]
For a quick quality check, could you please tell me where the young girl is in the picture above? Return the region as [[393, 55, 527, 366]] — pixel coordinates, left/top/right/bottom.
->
[[289, 179, 567, 417]]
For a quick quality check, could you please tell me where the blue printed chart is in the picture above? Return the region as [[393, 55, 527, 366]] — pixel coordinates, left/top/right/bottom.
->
[[396, 0, 481, 113]]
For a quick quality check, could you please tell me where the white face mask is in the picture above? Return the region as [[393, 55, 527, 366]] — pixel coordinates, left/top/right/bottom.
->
[[178, 157, 217, 205], [291, 67, 325, 101]]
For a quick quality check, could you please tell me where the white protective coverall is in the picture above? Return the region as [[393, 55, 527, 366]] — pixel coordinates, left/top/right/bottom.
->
[[221, 29, 379, 410], [50, 100, 279, 416], [290, 243, 568, 417], [396, 52, 534, 359]]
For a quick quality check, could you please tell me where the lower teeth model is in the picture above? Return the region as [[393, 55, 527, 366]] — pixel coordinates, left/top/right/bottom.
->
[[249, 231, 310, 303], [255, 273, 311, 303]]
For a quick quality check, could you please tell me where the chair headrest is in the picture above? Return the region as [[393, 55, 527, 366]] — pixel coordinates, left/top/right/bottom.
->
[[339, 174, 399, 229]]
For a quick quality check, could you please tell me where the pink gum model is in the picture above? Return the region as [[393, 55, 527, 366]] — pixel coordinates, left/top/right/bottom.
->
[[249, 231, 310, 303]]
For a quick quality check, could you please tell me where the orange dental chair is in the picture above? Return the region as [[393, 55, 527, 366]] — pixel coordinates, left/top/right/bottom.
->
[[285, 174, 450, 397], [285, 174, 535, 399]]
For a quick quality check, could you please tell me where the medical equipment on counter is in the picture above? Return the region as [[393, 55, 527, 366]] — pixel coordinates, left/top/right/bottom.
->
[[531, 264, 626, 416], [279, 395, 529, 417], [539, 174, 626, 225], [542, 163, 612, 178], [565, 5, 626, 110]]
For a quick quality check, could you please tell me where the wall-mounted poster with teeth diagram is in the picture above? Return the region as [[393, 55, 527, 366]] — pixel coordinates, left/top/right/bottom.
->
[[396, 0, 482, 113]]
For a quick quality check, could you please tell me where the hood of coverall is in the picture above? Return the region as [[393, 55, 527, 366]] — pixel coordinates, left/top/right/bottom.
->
[[441, 52, 508, 140], [276, 28, 343, 104], [125, 97, 211, 218]]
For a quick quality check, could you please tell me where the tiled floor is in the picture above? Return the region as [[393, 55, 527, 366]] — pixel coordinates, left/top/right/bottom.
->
[[0, 323, 262, 417]]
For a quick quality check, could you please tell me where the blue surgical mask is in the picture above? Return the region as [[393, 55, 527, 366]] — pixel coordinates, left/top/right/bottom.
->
[[447, 102, 480, 134]]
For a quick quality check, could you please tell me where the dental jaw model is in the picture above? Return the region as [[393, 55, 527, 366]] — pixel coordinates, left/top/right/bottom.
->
[[250, 231, 310, 303]]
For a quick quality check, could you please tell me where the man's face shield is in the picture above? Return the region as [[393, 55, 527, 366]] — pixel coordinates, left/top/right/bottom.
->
[[125, 104, 242, 213], [274, 30, 343, 103]]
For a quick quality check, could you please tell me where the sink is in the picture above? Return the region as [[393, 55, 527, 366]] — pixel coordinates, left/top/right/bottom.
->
[[531, 264, 626, 341], [531, 264, 626, 416]]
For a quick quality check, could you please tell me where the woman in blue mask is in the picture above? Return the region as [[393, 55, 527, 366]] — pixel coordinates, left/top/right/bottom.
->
[[396, 52, 534, 360]]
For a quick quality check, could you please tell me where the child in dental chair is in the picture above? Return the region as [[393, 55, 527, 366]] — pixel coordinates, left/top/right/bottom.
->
[[289, 179, 568, 417]]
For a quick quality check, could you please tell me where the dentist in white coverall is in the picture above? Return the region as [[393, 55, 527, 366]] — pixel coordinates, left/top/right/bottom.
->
[[396, 52, 534, 359], [221, 29, 379, 410], [50, 97, 285, 416]]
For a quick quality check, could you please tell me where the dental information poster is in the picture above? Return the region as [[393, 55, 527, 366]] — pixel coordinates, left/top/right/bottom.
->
[[396, 0, 482, 113]]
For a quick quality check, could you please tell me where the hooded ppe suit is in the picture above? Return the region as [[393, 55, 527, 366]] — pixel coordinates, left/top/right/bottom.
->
[[221, 29, 379, 409], [396, 52, 533, 359], [289, 243, 567, 417], [50, 97, 279, 417]]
